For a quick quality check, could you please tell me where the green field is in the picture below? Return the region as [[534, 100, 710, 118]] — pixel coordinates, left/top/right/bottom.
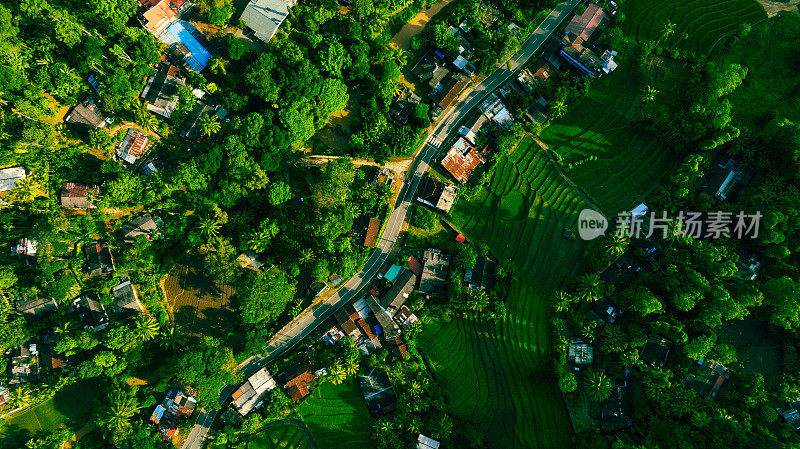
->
[[420, 136, 591, 449], [246, 423, 312, 449], [0, 380, 98, 448], [622, 0, 766, 54], [719, 13, 800, 131], [539, 51, 678, 214], [297, 381, 376, 449]]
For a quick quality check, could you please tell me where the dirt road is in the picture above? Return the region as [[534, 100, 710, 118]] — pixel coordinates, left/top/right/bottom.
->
[[389, 0, 456, 50], [756, 0, 799, 17]]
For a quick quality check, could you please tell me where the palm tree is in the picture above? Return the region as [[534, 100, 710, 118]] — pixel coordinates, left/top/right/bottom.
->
[[640, 85, 659, 104], [392, 83, 405, 99], [198, 217, 221, 242], [549, 99, 568, 119], [299, 248, 314, 265], [330, 362, 347, 385], [97, 392, 139, 435], [11, 177, 40, 203], [552, 290, 573, 312], [158, 323, 184, 353], [408, 380, 423, 397], [199, 114, 221, 137], [54, 320, 78, 337], [581, 321, 598, 342], [205, 82, 218, 94], [575, 274, 605, 302], [345, 358, 359, 377], [389, 47, 409, 66], [468, 289, 490, 312], [246, 230, 271, 253], [134, 314, 160, 342], [661, 21, 676, 44], [135, 104, 158, 133], [602, 235, 629, 258], [583, 370, 613, 402], [9, 385, 33, 409], [208, 57, 228, 76]]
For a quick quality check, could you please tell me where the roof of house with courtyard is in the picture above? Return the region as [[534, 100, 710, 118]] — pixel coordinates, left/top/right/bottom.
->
[[419, 248, 451, 296], [60, 182, 100, 209], [121, 214, 163, 243], [241, 0, 297, 43], [73, 293, 109, 331], [65, 98, 107, 131], [416, 176, 457, 213], [15, 295, 57, 318], [112, 281, 144, 317], [140, 64, 185, 118], [640, 335, 672, 368], [84, 242, 115, 277], [232, 367, 277, 415], [0, 166, 26, 192]]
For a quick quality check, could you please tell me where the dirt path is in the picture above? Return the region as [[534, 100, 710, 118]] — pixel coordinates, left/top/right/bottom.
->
[[108, 120, 163, 140], [756, 0, 799, 17], [389, 0, 456, 50], [299, 155, 414, 178]]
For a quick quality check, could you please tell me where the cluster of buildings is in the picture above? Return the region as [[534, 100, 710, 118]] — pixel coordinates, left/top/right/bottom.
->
[[149, 388, 198, 441], [559, 2, 618, 78]]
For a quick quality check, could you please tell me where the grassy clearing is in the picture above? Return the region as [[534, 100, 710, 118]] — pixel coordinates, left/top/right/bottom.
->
[[539, 52, 679, 214], [420, 136, 589, 449], [622, 0, 766, 54], [246, 424, 312, 449], [718, 319, 782, 376], [297, 381, 376, 449], [0, 380, 99, 448], [718, 13, 800, 131]]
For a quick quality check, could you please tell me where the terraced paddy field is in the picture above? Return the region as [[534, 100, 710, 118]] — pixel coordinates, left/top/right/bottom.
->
[[245, 423, 312, 449], [718, 13, 800, 131], [297, 381, 376, 449], [539, 52, 679, 214], [420, 137, 589, 449], [622, 0, 766, 54]]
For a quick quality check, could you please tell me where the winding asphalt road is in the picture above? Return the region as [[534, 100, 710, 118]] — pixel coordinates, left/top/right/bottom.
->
[[182, 1, 579, 447]]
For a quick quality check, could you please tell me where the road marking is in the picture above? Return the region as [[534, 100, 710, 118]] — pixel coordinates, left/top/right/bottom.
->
[[427, 136, 441, 147]]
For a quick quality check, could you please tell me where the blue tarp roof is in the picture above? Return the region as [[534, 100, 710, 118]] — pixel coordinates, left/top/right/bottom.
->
[[160, 21, 211, 71]]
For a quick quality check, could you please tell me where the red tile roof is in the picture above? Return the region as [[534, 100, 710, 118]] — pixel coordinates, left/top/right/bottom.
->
[[565, 3, 607, 42], [455, 234, 466, 243], [437, 81, 467, 110], [364, 217, 380, 247], [441, 141, 485, 183]]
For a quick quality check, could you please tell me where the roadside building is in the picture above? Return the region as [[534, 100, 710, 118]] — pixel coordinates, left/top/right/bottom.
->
[[84, 242, 115, 277], [60, 182, 100, 209], [232, 368, 277, 416], [73, 293, 109, 331], [365, 295, 401, 339], [416, 176, 457, 213], [111, 281, 144, 317], [15, 295, 58, 318], [116, 128, 150, 166], [10, 238, 38, 264], [321, 324, 345, 344], [380, 269, 417, 318], [479, 93, 513, 125], [564, 2, 609, 45], [0, 166, 26, 192], [441, 137, 486, 184], [121, 214, 163, 243], [149, 388, 197, 441], [364, 217, 381, 248], [140, 64, 185, 118], [419, 248, 450, 296], [241, 0, 297, 43], [280, 354, 318, 403]]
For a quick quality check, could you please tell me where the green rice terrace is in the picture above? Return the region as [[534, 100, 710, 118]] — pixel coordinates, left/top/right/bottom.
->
[[244, 423, 312, 449], [622, 0, 766, 54], [421, 136, 591, 449], [297, 381, 376, 449]]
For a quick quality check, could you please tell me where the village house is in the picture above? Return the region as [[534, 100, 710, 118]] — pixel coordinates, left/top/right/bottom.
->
[[112, 281, 144, 317], [778, 401, 800, 430], [10, 238, 38, 264], [359, 368, 397, 416], [601, 377, 633, 431], [419, 248, 451, 296], [280, 354, 318, 403], [237, 251, 265, 271], [9, 343, 39, 385], [735, 251, 761, 281], [72, 293, 109, 331], [241, 0, 297, 43], [121, 213, 163, 243], [0, 166, 26, 193], [587, 298, 623, 324], [231, 368, 277, 416], [560, 3, 618, 77], [432, 78, 469, 113], [640, 335, 672, 368], [15, 295, 57, 318], [441, 136, 487, 184], [464, 257, 497, 290], [116, 128, 150, 166], [417, 434, 442, 449], [321, 324, 345, 345], [395, 305, 419, 327], [60, 182, 100, 209], [64, 97, 109, 133], [84, 242, 115, 277], [388, 334, 410, 359], [0, 384, 9, 406], [334, 299, 381, 354], [701, 158, 752, 202], [480, 93, 513, 126], [140, 64, 185, 118], [137, 0, 189, 37], [568, 340, 594, 366], [149, 388, 197, 441], [685, 358, 731, 399], [365, 294, 401, 339], [458, 113, 488, 147], [159, 21, 212, 72], [416, 176, 458, 214], [389, 87, 422, 126]]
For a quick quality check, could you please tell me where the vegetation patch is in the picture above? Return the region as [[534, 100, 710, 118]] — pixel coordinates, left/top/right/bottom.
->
[[297, 380, 376, 449]]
